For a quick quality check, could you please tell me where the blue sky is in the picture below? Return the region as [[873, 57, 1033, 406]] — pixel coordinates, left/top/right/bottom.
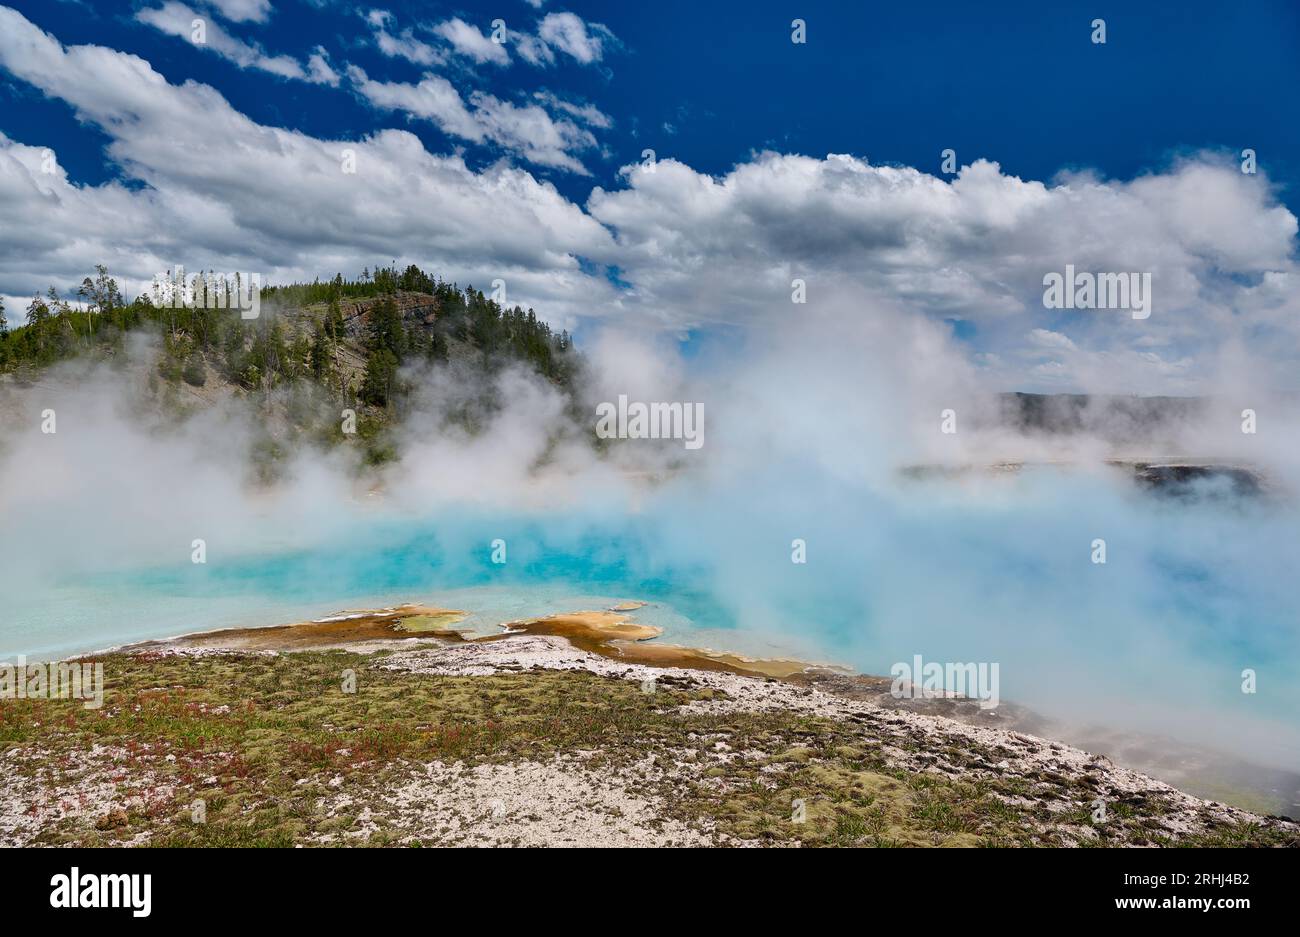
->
[[8, 0, 1299, 206], [0, 0, 1297, 392]]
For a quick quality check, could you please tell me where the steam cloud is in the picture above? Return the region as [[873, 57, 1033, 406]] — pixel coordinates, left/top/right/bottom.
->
[[2, 289, 1297, 774]]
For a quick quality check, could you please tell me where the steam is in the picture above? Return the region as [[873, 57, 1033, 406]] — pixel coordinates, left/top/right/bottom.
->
[[0, 292, 1298, 775]]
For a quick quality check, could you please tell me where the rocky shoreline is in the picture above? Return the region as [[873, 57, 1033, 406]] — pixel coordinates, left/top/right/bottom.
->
[[2, 605, 1296, 847]]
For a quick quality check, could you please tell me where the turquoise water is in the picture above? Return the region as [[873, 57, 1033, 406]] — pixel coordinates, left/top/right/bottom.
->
[[2, 515, 769, 659], [4, 472, 1299, 774]]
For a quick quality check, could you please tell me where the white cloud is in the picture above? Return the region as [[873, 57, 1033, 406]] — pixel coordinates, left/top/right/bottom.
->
[[365, 9, 446, 67], [0, 7, 614, 323], [305, 46, 340, 87], [201, 0, 271, 23], [1028, 329, 1077, 351], [537, 12, 615, 65], [585, 152, 1299, 392], [433, 18, 510, 66], [464, 91, 597, 175], [0, 7, 1296, 395], [345, 67, 482, 141], [364, 9, 616, 71], [512, 31, 554, 67], [532, 91, 612, 129], [345, 66, 597, 174], [136, 2, 326, 82]]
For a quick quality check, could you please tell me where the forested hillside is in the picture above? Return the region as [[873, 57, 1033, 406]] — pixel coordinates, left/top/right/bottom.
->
[[0, 263, 582, 467]]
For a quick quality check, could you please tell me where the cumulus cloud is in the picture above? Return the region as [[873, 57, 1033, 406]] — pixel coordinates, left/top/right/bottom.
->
[[532, 91, 612, 129], [1028, 329, 1077, 351], [537, 12, 616, 65], [433, 17, 509, 66], [201, 0, 272, 23], [136, 2, 329, 83], [509, 30, 553, 67], [345, 66, 598, 174], [0, 6, 613, 319], [586, 153, 1300, 393], [305, 46, 340, 86], [365, 9, 445, 67], [1, 6, 1297, 395], [366, 8, 617, 71], [345, 67, 481, 140]]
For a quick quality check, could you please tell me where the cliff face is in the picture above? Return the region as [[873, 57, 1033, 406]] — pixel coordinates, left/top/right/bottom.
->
[[279, 290, 455, 402], [335, 292, 440, 344]]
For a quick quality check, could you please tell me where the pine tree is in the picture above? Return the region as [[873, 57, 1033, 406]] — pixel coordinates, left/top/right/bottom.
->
[[360, 349, 399, 407], [366, 298, 406, 359], [326, 297, 345, 341], [309, 322, 333, 381], [182, 351, 207, 387]]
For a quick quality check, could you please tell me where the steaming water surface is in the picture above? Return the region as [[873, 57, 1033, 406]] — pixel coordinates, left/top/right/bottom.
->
[[4, 469, 1299, 809]]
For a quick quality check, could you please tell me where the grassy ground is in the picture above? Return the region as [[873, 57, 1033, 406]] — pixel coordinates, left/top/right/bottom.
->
[[2, 648, 1295, 847]]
